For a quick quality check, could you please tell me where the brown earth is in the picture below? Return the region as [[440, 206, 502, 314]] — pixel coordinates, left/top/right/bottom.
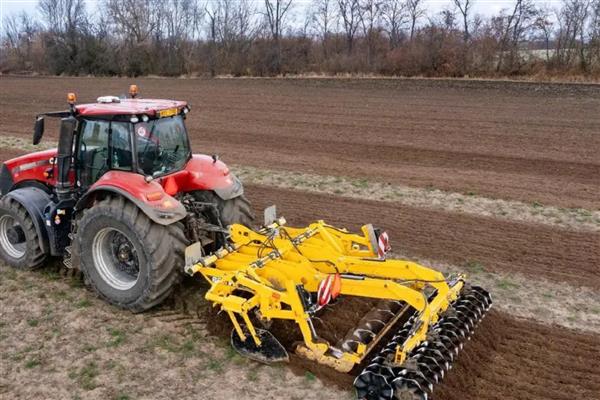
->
[[3, 265, 599, 400], [1, 149, 598, 291], [2, 76, 599, 400], [435, 310, 600, 400], [197, 279, 600, 400], [317, 309, 600, 400], [247, 184, 600, 290], [0, 148, 27, 162], [1, 76, 599, 209]]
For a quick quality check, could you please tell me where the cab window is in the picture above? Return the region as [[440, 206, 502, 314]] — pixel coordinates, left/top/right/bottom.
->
[[135, 115, 190, 177], [110, 123, 133, 171], [78, 120, 132, 187]]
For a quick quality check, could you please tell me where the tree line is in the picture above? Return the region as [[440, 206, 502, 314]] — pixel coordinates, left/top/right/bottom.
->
[[2, 0, 599, 78]]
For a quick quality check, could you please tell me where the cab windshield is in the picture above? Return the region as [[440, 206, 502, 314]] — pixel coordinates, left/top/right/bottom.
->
[[135, 115, 191, 177]]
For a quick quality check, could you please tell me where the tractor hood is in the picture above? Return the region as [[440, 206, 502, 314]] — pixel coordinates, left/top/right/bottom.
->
[[1, 148, 58, 194]]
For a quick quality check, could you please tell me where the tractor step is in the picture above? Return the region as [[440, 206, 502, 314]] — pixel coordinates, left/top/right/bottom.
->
[[63, 245, 73, 269]]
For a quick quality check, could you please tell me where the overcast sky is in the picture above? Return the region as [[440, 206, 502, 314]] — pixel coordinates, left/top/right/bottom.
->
[[1, 0, 561, 28]]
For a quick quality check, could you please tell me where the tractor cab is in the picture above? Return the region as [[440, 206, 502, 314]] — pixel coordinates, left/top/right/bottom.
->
[[75, 105, 191, 188], [33, 86, 193, 191]]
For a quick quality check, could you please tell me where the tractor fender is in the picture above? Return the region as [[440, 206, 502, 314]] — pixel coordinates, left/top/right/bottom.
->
[[0, 164, 14, 196], [213, 175, 244, 200], [3, 187, 51, 254], [176, 155, 244, 201], [75, 171, 187, 226]]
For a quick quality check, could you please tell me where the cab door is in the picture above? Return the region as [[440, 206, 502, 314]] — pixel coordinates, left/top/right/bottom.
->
[[77, 119, 133, 188]]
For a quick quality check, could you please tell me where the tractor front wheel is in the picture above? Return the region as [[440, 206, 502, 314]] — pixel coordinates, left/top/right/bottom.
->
[[74, 195, 187, 312], [0, 197, 46, 269]]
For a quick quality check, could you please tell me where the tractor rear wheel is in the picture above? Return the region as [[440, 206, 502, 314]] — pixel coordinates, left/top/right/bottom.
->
[[0, 197, 46, 269], [192, 191, 255, 227], [74, 195, 187, 312]]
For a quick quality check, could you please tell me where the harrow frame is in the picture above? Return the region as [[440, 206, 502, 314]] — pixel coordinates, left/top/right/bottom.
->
[[185, 218, 468, 373]]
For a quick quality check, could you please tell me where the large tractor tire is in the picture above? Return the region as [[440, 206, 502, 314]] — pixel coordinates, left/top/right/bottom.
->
[[0, 196, 47, 269], [193, 191, 255, 227], [73, 195, 187, 313]]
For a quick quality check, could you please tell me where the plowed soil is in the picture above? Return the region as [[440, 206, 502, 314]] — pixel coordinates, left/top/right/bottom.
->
[[4, 148, 595, 291], [434, 310, 600, 400], [0, 148, 26, 162], [1, 76, 599, 209], [247, 184, 600, 290], [2, 76, 599, 400], [200, 285, 600, 400]]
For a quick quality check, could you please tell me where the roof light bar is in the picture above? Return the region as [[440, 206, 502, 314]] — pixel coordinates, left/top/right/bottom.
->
[[97, 96, 121, 104]]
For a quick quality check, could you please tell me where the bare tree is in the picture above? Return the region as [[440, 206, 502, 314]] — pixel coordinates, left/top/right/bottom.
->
[[359, 0, 383, 66], [381, 0, 407, 48], [2, 0, 600, 78], [555, 0, 593, 70], [38, 0, 87, 33], [161, 0, 204, 74], [534, 6, 554, 61], [264, 0, 294, 73], [38, 0, 91, 74], [206, 0, 257, 74], [496, 0, 539, 72], [406, 0, 425, 40], [103, 0, 161, 44], [338, 0, 362, 53], [590, 0, 600, 68], [2, 12, 40, 70], [309, 0, 337, 58], [439, 7, 457, 31], [453, 0, 473, 42], [311, 0, 336, 41], [206, 3, 218, 76]]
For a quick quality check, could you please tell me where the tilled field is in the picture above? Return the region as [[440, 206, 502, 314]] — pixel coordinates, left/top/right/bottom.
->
[[1, 77, 599, 209], [247, 185, 600, 289], [1, 76, 599, 400], [434, 310, 600, 400]]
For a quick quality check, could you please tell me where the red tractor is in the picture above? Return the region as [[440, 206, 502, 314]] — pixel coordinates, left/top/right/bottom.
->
[[0, 86, 253, 311]]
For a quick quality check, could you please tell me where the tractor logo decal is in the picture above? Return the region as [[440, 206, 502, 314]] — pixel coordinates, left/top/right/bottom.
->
[[136, 126, 148, 137]]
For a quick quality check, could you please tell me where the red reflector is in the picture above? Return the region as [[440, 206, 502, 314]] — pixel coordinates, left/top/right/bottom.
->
[[377, 231, 391, 259], [317, 273, 341, 308], [331, 273, 342, 299]]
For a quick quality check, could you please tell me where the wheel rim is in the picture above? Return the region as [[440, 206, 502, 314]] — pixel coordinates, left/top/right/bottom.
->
[[92, 227, 140, 290], [0, 214, 26, 259]]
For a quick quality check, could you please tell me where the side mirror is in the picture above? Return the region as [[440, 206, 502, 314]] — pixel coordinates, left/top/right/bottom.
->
[[33, 116, 45, 145]]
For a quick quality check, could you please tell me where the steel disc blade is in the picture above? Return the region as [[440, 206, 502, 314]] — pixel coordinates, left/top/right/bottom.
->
[[354, 371, 394, 400], [392, 377, 428, 400]]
